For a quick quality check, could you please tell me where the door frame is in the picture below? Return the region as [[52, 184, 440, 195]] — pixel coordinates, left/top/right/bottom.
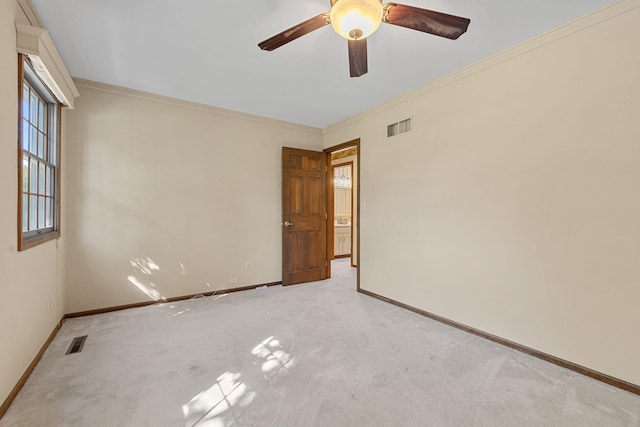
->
[[324, 138, 361, 291]]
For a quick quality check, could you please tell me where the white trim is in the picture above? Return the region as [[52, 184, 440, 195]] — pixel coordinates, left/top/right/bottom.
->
[[16, 24, 79, 109], [16, 0, 42, 27], [323, 0, 640, 134], [72, 78, 323, 134]]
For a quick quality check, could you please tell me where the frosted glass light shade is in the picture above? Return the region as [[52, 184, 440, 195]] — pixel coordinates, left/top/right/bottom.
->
[[330, 0, 383, 40]]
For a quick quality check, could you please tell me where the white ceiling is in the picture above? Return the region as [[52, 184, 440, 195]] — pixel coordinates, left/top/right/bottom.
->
[[31, 0, 616, 128]]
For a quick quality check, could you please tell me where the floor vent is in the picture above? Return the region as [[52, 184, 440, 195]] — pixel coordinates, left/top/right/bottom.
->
[[66, 335, 88, 355]]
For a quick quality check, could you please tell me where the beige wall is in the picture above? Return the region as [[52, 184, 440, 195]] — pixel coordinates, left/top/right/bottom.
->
[[323, 2, 640, 385], [62, 82, 323, 313], [0, 1, 66, 406]]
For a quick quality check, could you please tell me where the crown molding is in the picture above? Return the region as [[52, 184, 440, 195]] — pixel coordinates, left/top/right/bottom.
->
[[323, 0, 640, 134], [72, 78, 323, 134], [16, 24, 80, 108]]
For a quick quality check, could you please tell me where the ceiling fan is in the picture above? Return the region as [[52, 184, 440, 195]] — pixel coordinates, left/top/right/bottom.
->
[[258, 0, 470, 78]]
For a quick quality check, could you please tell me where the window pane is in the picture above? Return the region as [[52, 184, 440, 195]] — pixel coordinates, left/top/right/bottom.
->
[[37, 132, 44, 159], [22, 155, 29, 192], [29, 195, 37, 230], [29, 158, 37, 193], [50, 133, 56, 166], [38, 162, 45, 194], [22, 86, 29, 118], [29, 126, 37, 154], [29, 92, 38, 123], [22, 194, 28, 232], [22, 119, 29, 150], [38, 101, 45, 129], [45, 165, 52, 196], [38, 196, 45, 228], [43, 132, 48, 162], [46, 197, 53, 227]]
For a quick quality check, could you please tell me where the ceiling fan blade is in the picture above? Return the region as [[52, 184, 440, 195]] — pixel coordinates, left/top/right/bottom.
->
[[258, 14, 331, 51], [383, 3, 470, 40], [348, 39, 368, 78]]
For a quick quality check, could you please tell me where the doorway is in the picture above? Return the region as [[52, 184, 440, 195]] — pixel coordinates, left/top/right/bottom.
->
[[324, 139, 360, 290], [332, 161, 353, 260]]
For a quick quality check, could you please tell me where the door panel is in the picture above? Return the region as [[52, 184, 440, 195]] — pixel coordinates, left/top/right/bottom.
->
[[290, 177, 303, 213], [304, 178, 321, 214], [282, 147, 327, 285]]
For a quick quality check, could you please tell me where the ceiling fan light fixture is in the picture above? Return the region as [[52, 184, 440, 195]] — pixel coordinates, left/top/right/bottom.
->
[[330, 0, 383, 40]]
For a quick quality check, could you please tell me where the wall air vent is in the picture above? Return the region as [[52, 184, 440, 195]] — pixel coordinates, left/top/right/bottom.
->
[[387, 117, 412, 138], [66, 335, 88, 355]]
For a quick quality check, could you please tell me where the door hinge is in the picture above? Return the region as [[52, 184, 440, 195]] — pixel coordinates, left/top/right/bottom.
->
[[325, 213, 328, 220]]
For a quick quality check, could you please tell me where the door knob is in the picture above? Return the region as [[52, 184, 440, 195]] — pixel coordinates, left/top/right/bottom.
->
[[284, 221, 294, 227]]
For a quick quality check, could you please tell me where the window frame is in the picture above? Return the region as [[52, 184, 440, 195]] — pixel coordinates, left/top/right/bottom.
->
[[17, 54, 62, 251]]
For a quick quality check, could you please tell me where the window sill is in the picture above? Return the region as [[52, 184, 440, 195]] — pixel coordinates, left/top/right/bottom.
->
[[19, 230, 60, 251]]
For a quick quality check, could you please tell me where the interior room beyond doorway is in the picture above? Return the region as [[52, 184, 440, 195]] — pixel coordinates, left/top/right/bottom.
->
[[330, 146, 358, 267]]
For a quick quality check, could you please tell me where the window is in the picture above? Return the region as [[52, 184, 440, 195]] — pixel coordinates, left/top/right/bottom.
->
[[18, 55, 61, 250]]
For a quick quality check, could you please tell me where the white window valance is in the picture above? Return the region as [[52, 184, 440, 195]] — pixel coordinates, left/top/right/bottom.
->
[[16, 23, 79, 109]]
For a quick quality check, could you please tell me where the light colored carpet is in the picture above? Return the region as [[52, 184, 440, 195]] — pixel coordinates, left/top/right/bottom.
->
[[2, 259, 639, 426]]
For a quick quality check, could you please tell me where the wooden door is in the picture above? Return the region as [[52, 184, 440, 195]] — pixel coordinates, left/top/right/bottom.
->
[[282, 147, 328, 286]]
